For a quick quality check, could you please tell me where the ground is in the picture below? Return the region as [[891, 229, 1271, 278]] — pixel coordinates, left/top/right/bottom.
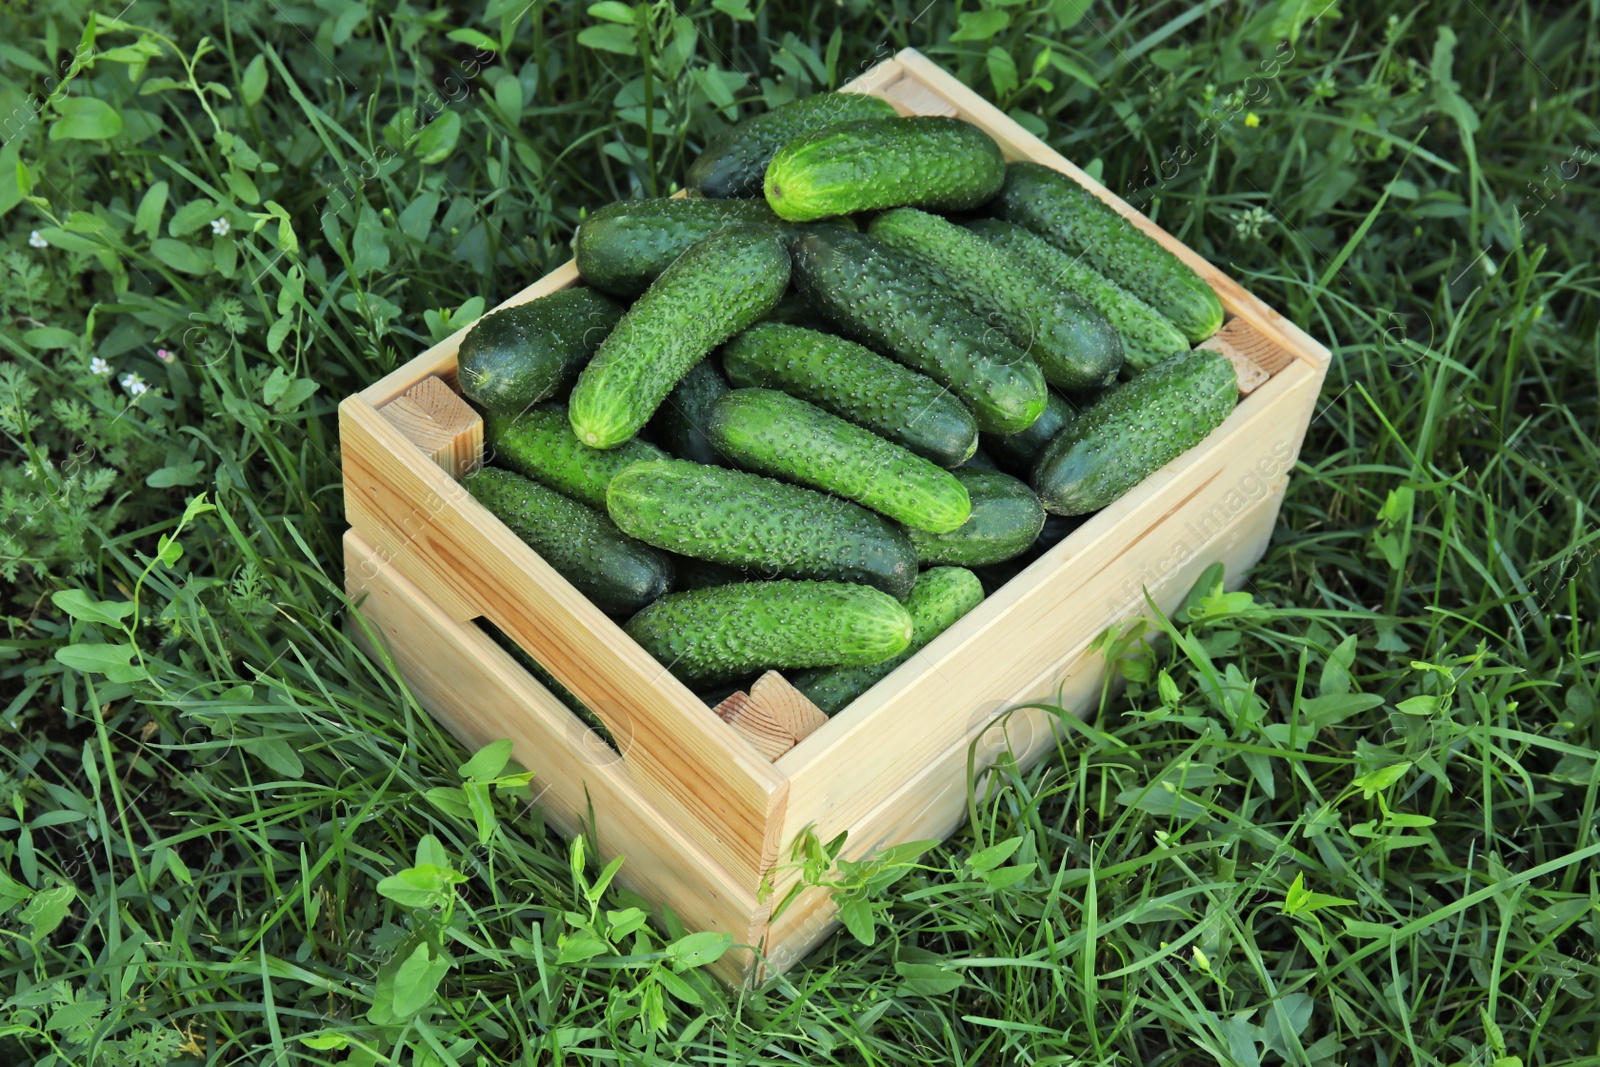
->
[[1, 0, 1597, 1064]]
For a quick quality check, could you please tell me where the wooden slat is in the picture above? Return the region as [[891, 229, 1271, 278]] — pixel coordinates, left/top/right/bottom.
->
[[379, 376, 484, 480], [1199, 327, 1272, 396], [342, 530, 765, 983], [713, 672, 830, 761], [341, 396, 788, 895], [1203, 316, 1298, 376], [880, 76, 959, 117], [889, 48, 1331, 372]]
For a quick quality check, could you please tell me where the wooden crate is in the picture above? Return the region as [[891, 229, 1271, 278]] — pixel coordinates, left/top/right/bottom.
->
[[339, 48, 1331, 983]]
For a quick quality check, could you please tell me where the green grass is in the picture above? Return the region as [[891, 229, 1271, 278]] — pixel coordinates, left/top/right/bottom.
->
[[3, 0, 1599, 1063]]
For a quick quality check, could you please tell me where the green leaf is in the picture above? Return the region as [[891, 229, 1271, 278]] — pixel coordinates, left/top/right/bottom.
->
[[1050, 0, 1092, 26], [150, 238, 212, 275], [445, 27, 499, 50], [1353, 761, 1412, 799], [1047, 51, 1100, 91], [19, 885, 75, 938], [459, 738, 514, 781], [390, 942, 449, 1017], [146, 460, 205, 488], [134, 181, 168, 239], [895, 960, 964, 995], [377, 863, 466, 909], [24, 327, 80, 350], [55, 643, 147, 683], [155, 533, 183, 567], [170, 198, 219, 237], [588, 1, 635, 21], [711, 0, 754, 20], [413, 111, 461, 164], [463, 781, 496, 846], [1396, 695, 1441, 716], [664, 931, 731, 969], [416, 835, 450, 869], [494, 74, 523, 123], [299, 1033, 349, 1050], [986, 47, 1018, 99], [966, 836, 1023, 874], [424, 786, 471, 819], [246, 737, 304, 778], [836, 895, 876, 945], [1300, 692, 1385, 727], [577, 24, 638, 55], [49, 97, 123, 141], [51, 589, 134, 627], [241, 53, 269, 106], [950, 9, 1009, 42], [555, 930, 610, 964]]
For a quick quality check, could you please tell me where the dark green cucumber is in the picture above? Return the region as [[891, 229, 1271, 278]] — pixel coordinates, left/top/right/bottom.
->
[[1031, 349, 1238, 515], [720, 323, 978, 467], [760, 289, 820, 327], [464, 467, 672, 615], [790, 229, 1047, 434], [569, 225, 791, 449], [607, 459, 917, 599], [989, 162, 1224, 343], [457, 289, 624, 412], [765, 116, 1005, 222], [967, 218, 1189, 375], [485, 405, 667, 511], [688, 91, 898, 199], [707, 388, 971, 534], [791, 567, 984, 713], [982, 390, 1078, 474], [958, 448, 1002, 471], [906, 469, 1045, 567], [868, 208, 1122, 390], [647, 359, 730, 467], [573, 198, 781, 296], [670, 555, 747, 592], [624, 580, 912, 685]]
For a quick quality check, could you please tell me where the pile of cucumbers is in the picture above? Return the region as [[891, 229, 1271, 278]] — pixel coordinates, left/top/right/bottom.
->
[[451, 90, 1236, 710]]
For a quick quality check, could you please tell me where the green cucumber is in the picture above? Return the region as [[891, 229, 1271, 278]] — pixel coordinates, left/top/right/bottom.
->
[[720, 323, 978, 468], [647, 359, 730, 467], [790, 229, 1047, 434], [464, 467, 672, 616], [959, 448, 1002, 471], [457, 289, 624, 412], [765, 116, 1006, 222], [569, 224, 790, 449], [989, 162, 1224, 343], [670, 555, 747, 592], [967, 218, 1189, 375], [906, 469, 1045, 567], [688, 91, 899, 199], [607, 459, 917, 599], [868, 208, 1122, 390], [485, 405, 667, 511], [1031, 349, 1238, 515], [707, 388, 972, 534], [573, 197, 781, 296], [982, 390, 1078, 474], [791, 567, 984, 714], [624, 580, 912, 685]]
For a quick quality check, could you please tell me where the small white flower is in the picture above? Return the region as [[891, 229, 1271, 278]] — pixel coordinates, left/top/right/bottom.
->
[[90, 356, 112, 376], [210, 218, 230, 236], [28, 230, 47, 249], [120, 372, 149, 397], [23, 465, 34, 479]]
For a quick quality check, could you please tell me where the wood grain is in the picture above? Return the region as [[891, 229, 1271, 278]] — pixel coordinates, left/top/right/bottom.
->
[[1199, 329, 1272, 396], [713, 672, 830, 761], [379, 376, 485, 480]]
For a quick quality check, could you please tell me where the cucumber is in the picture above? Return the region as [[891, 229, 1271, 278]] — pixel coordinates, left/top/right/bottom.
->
[[464, 467, 673, 616], [790, 229, 1047, 434], [688, 91, 899, 199], [982, 390, 1078, 473], [647, 359, 730, 467], [1031, 349, 1238, 515], [791, 567, 984, 714], [573, 197, 781, 297], [670, 555, 747, 592], [707, 388, 972, 534], [989, 162, 1224, 343], [457, 289, 624, 412], [569, 224, 791, 449], [720, 323, 979, 468], [761, 289, 820, 327], [485, 405, 667, 511], [624, 580, 913, 685], [607, 459, 917, 599], [765, 116, 1006, 222], [967, 218, 1189, 375], [868, 208, 1122, 390], [959, 448, 1002, 471], [906, 469, 1045, 568]]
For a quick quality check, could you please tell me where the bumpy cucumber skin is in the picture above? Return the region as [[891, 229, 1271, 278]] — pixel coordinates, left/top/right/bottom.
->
[[569, 225, 791, 449], [907, 469, 1046, 567], [688, 91, 899, 199], [606, 459, 917, 599], [573, 198, 781, 296], [721, 323, 979, 467], [968, 218, 1189, 375], [624, 580, 913, 685], [765, 117, 1006, 222], [869, 208, 1122, 390], [791, 567, 983, 714], [790, 229, 1047, 434], [707, 388, 972, 534], [990, 162, 1224, 344], [485, 406, 667, 511], [647, 359, 731, 467], [1031, 349, 1238, 515], [457, 289, 624, 412], [464, 467, 673, 616], [983, 390, 1078, 474]]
